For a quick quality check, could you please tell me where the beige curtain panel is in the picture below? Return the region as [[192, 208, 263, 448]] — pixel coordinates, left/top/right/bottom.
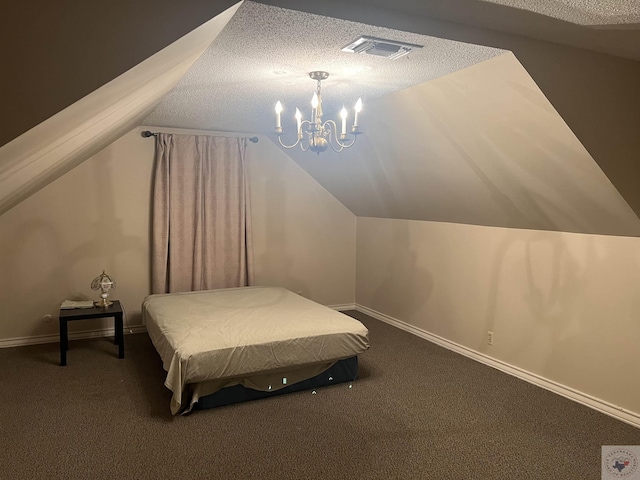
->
[[151, 133, 254, 294]]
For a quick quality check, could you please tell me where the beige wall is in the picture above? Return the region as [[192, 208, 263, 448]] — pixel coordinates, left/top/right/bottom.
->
[[0, 130, 153, 341], [251, 139, 356, 306], [0, 127, 355, 341], [356, 216, 640, 416]]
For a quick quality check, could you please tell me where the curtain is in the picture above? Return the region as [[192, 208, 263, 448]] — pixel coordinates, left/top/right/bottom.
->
[[151, 133, 253, 294]]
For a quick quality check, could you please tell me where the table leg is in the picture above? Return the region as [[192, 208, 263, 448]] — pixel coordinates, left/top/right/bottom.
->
[[59, 318, 68, 366], [115, 314, 124, 359]]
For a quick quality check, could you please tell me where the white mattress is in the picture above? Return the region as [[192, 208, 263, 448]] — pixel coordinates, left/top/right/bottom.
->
[[142, 286, 369, 413]]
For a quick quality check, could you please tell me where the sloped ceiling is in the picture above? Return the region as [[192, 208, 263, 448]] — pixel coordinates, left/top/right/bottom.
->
[[0, 3, 242, 216], [0, 0, 240, 148], [283, 53, 640, 235], [141, 1, 640, 236], [3, 0, 640, 237]]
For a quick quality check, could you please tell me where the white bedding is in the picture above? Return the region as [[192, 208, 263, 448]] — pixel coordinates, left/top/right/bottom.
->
[[142, 286, 369, 414]]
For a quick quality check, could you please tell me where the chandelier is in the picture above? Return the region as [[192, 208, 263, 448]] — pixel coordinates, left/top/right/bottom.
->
[[275, 71, 362, 154]]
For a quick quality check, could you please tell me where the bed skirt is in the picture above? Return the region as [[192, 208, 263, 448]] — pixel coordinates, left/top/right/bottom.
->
[[194, 356, 359, 410]]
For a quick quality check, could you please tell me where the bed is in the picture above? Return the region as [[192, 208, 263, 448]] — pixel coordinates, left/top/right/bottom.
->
[[142, 286, 370, 414]]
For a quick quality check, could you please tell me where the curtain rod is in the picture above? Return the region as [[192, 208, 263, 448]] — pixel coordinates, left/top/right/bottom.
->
[[141, 130, 258, 143]]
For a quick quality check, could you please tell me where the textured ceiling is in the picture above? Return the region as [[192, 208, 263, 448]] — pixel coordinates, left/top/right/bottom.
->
[[480, 0, 640, 25], [143, 0, 640, 136], [143, 1, 505, 134]]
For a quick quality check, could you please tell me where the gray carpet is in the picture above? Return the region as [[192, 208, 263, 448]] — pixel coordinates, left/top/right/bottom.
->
[[1, 311, 638, 479]]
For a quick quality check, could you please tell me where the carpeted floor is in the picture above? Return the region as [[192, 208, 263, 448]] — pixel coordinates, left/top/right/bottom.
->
[[0, 311, 638, 479]]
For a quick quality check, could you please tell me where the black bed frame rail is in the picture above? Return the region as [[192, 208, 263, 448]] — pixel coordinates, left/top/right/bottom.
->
[[195, 356, 359, 410]]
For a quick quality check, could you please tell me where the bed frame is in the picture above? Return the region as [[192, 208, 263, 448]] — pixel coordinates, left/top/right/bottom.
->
[[143, 287, 369, 414], [195, 356, 358, 410]]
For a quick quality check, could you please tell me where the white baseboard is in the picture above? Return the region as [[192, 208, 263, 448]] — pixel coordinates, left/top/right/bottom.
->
[[328, 303, 356, 312], [0, 324, 147, 349], [5, 302, 638, 428], [355, 303, 640, 429]]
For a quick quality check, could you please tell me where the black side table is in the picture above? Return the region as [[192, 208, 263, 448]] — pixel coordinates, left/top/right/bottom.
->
[[59, 300, 124, 366]]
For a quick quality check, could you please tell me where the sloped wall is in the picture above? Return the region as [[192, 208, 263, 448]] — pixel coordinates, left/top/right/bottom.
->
[[1, 0, 240, 147], [0, 127, 355, 343], [286, 53, 640, 236], [274, 0, 640, 219], [356, 216, 640, 421], [0, 3, 242, 218]]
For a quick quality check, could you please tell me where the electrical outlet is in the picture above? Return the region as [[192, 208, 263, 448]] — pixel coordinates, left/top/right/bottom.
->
[[43, 314, 53, 323], [487, 331, 494, 346]]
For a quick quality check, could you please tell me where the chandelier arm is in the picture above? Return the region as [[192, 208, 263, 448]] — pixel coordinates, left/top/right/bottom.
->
[[321, 120, 344, 153], [277, 120, 313, 149], [277, 135, 301, 149], [323, 120, 358, 152], [336, 130, 358, 148]]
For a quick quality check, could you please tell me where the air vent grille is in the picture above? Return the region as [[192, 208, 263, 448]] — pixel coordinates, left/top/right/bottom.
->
[[342, 36, 423, 60]]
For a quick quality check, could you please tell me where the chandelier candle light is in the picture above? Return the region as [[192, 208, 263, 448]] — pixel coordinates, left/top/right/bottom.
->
[[275, 71, 362, 154]]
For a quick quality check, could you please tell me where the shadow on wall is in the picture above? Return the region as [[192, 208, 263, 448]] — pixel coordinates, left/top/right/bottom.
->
[[430, 101, 628, 234], [1, 218, 75, 335], [482, 228, 640, 397], [482, 229, 580, 359], [252, 146, 309, 297], [371, 221, 433, 317], [0, 148, 146, 339], [82, 147, 147, 322], [534, 237, 640, 389], [364, 137, 404, 219]]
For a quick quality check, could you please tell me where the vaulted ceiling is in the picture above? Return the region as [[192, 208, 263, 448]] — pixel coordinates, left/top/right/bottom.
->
[[143, 2, 506, 134], [2, 0, 640, 236]]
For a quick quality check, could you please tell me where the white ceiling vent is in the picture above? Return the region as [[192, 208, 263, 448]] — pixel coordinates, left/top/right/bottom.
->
[[341, 36, 423, 60]]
